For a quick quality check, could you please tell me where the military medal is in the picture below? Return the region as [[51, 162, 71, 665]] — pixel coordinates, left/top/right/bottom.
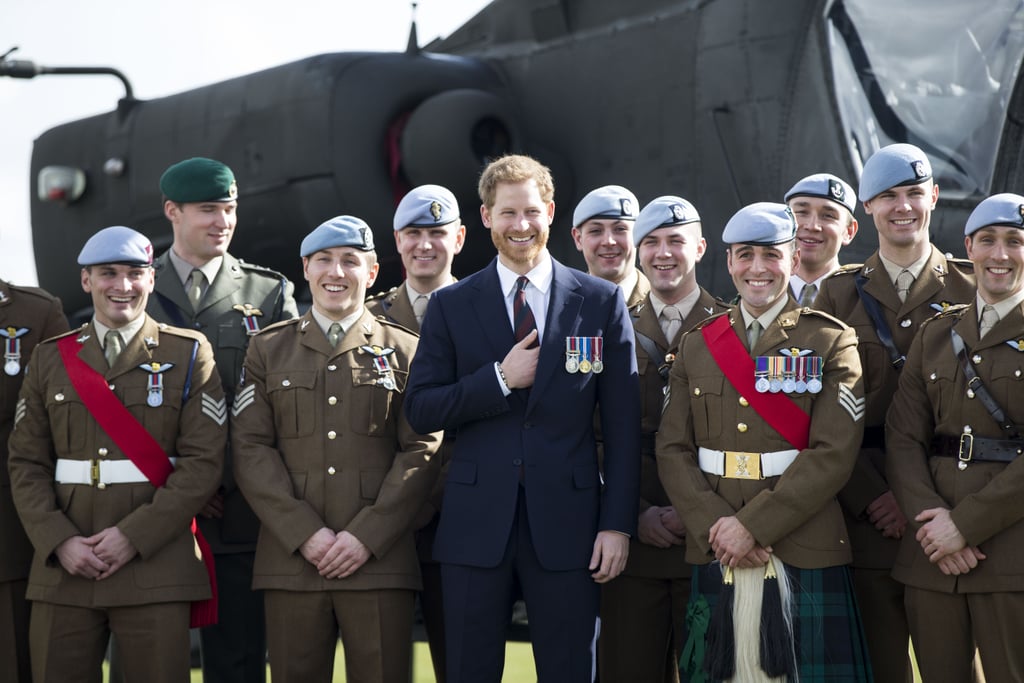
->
[[779, 347, 813, 393], [754, 356, 770, 393], [0, 326, 29, 376], [806, 356, 823, 393], [591, 337, 604, 373], [361, 345, 398, 390], [781, 356, 797, 393], [565, 337, 580, 373], [794, 356, 808, 393], [233, 303, 264, 335], [579, 337, 592, 374], [139, 361, 175, 407], [768, 356, 783, 393]]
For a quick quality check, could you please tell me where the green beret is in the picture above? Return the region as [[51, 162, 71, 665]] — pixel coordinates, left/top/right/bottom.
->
[[160, 157, 238, 203]]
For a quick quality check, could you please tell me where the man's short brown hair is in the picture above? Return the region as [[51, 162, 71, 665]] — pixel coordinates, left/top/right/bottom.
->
[[477, 154, 555, 208]]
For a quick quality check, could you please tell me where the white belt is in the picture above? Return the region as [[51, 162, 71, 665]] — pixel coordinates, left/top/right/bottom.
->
[[697, 447, 799, 480], [55, 457, 177, 487]]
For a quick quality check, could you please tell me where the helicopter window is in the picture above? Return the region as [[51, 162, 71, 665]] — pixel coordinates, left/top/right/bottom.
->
[[826, 0, 1024, 199]]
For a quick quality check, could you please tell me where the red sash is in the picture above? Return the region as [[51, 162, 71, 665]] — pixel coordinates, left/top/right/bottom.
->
[[701, 315, 810, 451], [57, 334, 217, 627]]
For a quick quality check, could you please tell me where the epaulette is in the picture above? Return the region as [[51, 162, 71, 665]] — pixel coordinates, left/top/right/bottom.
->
[[43, 325, 86, 344], [826, 263, 864, 279], [693, 309, 732, 330], [4, 283, 61, 304], [154, 323, 209, 343], [945, 256, 974, 273], [235, 259, 290, 280], [375, 316, 419, 338], [366, 285, 399, 303], [251, 317, 301, 336], [797, 307, 848, 328]]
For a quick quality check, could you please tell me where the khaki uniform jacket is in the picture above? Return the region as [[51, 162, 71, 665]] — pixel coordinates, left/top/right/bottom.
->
[[231, 309, 442, 592], [626, 287, 727, 578], [0, 282, 68, 583], [887, 302, 1024, 593], [656, 300, 864, 569], [148, 251, 298, 552], [815, 247, 975, 566], [7, 316, 225, 606]]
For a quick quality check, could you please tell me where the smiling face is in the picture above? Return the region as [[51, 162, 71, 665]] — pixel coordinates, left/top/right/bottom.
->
[[571, 218, 636, 283], [966, 225, 1024, 304], [481, 180, 554, 274], [637, 224, 706, 303], [82, 264, 155, 328], [787, 196, 857, 277], [303, 246, 380, 320], [863, 181, 938, 254], [394, 222, 466, 292], [727, 241, 799, 317], [165, 199, 237, 266]]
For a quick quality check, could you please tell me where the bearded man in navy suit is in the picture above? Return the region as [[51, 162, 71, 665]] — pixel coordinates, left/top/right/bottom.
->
[[405, 154, 641, 683]]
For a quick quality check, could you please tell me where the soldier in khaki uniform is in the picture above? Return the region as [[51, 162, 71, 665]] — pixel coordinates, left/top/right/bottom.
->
[[597, 194, 726, 682], [815, 144, 976, 682], [232, 216, 442, 683], [570, 184, 649, 308], [0, 280, 68, 683], [8, 226, 225, 683], [657, 203, 870, 681], [886, 193, 1024, 683], [784, 173, 859, 306], [366, 184, 465, 682], [148, 157, 297, 683]]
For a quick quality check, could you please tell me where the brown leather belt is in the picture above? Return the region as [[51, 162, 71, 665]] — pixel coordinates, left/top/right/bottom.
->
[[931, 434, 1024, 464]]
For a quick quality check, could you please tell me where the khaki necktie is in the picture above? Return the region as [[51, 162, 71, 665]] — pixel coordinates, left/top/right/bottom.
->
[[187, 269, 205, 310], [979, 304, 999, 338], [798, 283, 818, 307], [895, 270, 914, 303], [747, 320, 763, 351], [327, 322, 343, 348], [104, 329, 124, 367], [660, 305, 682, 342], [412, 294, 429, 326]]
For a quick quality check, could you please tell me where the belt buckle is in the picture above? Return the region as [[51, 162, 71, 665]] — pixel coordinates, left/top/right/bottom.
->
[[724, 451, 762, 480], [89, 459, 100, 486], [958, 433, 974, 470]]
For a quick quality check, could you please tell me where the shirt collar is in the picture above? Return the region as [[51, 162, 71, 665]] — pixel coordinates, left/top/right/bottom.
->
[[496, 252, 553, 297], [649, 287, 701, 321], [311, 306, 365, 338], [739, 295, 789, 332], [93, 314, 147, 349], [878, 251, 929, 285], [977, 288, 1024, 323], [168, 248, 223, 287]]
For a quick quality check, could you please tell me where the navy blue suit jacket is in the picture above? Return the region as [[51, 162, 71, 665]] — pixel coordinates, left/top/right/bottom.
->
[[405, 256, 640, 571]]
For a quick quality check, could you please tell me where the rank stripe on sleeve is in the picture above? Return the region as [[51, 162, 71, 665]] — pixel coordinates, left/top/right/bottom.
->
[[201, 394, 228, 425], [232, 384, 256, 417], [14, 397, 26, 426], [837, 384, 865, 422]]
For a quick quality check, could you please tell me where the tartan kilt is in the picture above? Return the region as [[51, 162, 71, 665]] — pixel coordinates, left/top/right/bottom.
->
[[681, 562, 873, 682]]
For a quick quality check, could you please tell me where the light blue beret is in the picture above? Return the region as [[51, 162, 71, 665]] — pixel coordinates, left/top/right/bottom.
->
[[633, 196, 701, 246], [858, 143, 932, 202], [572, 185, 638, 228], [785, 173, 856, 215], [78, 226, 153, 267], [722, 202, 797, 246], [393, 184, 460, 231], [965, 193, 1024, 236], [300, 216, 375, 256]]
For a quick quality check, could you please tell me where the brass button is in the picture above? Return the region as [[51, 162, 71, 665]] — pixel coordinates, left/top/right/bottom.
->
[[327, 466, 336, 475], [964, 425, 972, 434], [327, 365, 337, 372], [55, 393, 64, 401], [328, 396, 338, 405], [972, 354, 982, 364], [929, 372, 937, 381], [97, 482, 107, 490], [98, 447, 108, 457], [282, 379, 291, 387], [693, 387, 701, 396], [327, 431, 337, 440], [737, 423, 748, 433], [108, 384, 115, 390], [900, 319, 912, 328], [738, 396, 749, 407]]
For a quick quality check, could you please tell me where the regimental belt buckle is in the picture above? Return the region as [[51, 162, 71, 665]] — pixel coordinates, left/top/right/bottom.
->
[[724, 451, 762, 480], [958, 433, 974, 470], [89, 458, 101, 487]]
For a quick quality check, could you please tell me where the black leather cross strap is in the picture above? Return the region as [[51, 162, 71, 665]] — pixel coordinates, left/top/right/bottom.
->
[[950, 328, 1021, 439], [631, 309, 672, 380], [854, 272, 905, 369]]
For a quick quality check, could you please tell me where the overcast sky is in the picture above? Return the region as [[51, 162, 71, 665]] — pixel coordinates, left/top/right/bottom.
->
[[0, 0, 490, 286]]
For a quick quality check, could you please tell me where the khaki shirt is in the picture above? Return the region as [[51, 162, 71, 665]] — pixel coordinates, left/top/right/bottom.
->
[[8, 316, 225, 606], [657, 300, 864, 568], [231, 309, 442, 592]]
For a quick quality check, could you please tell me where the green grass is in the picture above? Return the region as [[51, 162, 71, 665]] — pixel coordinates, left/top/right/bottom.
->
[[176, 641, 537, 682]]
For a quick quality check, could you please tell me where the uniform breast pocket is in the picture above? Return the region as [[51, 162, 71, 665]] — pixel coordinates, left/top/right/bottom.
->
[[46, 385, 91, 456], [688, 374, 725, 441], [851, 326, 891, 395], [266, 371, 317, 438], [926, 365, 959, 425], [350, 367, 406, 437], [123, 387, 183, 444]]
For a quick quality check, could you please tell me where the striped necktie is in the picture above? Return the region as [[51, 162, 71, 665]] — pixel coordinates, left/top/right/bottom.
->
[[513, 276, 537, 344]]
